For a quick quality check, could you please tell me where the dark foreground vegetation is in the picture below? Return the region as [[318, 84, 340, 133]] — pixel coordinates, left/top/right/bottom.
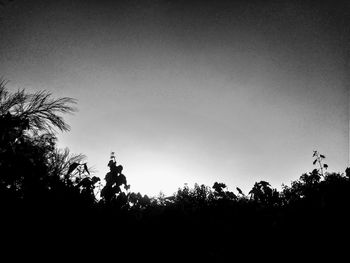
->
[[1, 82, 349, 260]]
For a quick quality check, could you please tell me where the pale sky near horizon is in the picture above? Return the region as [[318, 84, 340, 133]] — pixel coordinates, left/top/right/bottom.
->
[[1, 0, 349, 197]]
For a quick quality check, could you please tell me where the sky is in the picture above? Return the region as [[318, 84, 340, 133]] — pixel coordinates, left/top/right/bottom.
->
[[0, 0, 349, 197]]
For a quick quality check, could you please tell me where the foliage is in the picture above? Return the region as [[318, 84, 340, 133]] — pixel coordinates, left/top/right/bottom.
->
[[248, 181, 281, 206], [100, 152, 129, 204], [0, 81, 98, 206], [0, 79, 76, 134], [1, 81, 350, 259], [312, 150, 328, 177]]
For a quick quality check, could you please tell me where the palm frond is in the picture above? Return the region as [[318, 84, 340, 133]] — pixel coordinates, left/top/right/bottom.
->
[[0, 80, 77, 133]]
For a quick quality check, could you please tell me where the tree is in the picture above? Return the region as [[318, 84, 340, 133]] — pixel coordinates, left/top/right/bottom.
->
[[0, 81, 76, 134], [0, 79, 77, 201], [100, 152, 129, 204], [47, 147, 87, 181], [213, 182, 237, 201], [249, 181, 280, 206]]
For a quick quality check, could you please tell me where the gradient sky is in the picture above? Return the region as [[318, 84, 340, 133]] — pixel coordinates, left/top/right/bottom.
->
[[1, 0, 349, 197]]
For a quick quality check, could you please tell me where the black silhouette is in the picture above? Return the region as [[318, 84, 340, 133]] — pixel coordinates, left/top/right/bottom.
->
[[1, 81, 349, 260], [100, 152, 129, 203]]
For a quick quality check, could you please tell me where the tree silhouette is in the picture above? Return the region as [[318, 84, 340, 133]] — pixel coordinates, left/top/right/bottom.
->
[[0, 80, 80, 203], [213, 182, 237, 201], [249, 181, 280, 206], [1, 80, 349, 261], [0, 79, 76, 134], [100, 152, 129, 205]]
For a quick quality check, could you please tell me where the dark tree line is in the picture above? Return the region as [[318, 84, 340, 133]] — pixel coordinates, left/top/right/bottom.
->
[[1, 82, 349, 260]]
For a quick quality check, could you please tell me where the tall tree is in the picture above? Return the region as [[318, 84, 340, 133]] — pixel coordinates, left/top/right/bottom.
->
[[0, 79, 76, 200]]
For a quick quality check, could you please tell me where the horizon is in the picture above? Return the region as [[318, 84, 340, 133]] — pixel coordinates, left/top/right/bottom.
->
[[1, 0, 349, 197]]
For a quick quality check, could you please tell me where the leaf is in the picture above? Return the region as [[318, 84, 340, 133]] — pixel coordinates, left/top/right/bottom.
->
[[259, 181, 270, 187], [236, 187, 243, 195], [91, 176, 100, 184], [323, 164, 328, 169], [66, 162, 79, 177], [320, 154, 325, 158], [313, 160, 317, 165], [83, 163, 90, 175]]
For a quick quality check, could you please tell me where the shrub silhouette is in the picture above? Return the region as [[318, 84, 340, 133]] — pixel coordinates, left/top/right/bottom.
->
[[100, 152, 129, 205], [0, 80, 75, 201], [1, 80, 350, 259], [0, 80, 99, 215]]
